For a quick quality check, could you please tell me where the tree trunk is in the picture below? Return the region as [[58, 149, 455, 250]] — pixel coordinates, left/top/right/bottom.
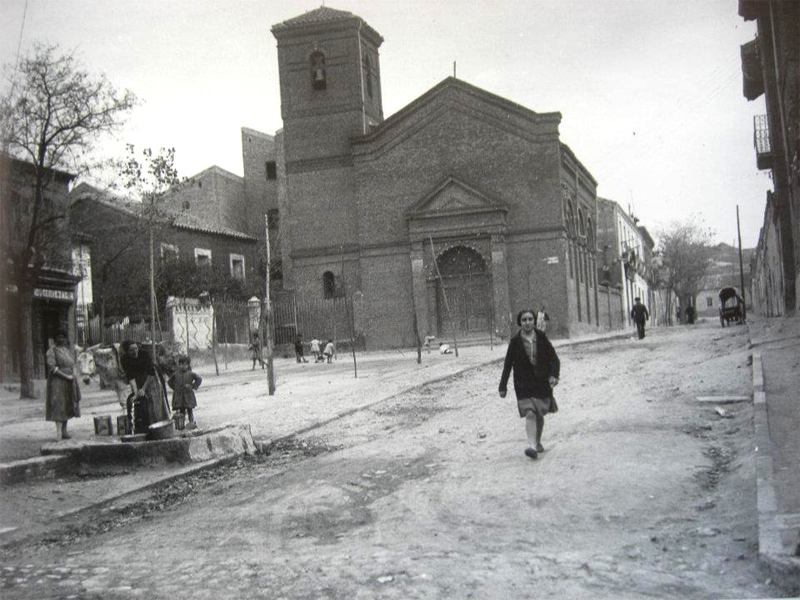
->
[[17, 292, 37, 399]]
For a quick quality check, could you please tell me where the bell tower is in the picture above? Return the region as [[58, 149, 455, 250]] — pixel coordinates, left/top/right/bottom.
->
[[272, 7, 384, 164], [271, 7, 384, 294]]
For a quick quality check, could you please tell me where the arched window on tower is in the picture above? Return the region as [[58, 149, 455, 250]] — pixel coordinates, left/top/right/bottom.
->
[[310, 51, 327, 90], [363, 53, 373, 98]]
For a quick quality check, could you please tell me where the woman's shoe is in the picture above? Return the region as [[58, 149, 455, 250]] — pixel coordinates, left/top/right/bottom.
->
[[524, 447, 538, 460]]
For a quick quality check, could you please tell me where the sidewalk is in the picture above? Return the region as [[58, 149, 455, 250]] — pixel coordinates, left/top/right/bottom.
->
[[0, 328, 639, 545], [748, 313, 800, 589]]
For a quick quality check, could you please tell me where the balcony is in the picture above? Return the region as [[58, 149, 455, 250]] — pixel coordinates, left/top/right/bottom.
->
[[740, 39, 763, 100], [754, 114, 773, 170]]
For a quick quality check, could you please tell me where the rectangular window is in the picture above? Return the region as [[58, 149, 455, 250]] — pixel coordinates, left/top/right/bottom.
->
[[230, 254, 245, 281], [160, 243, 179, 264], [194, 248, 212, 267], [706, 297, 713, 307], [266, 161, 277, 180]]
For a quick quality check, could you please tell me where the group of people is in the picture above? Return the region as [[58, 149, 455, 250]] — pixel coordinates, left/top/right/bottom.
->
[[247, 332, 335, 369], [299, 335, 335, 364], [45, 329, 203, 440]]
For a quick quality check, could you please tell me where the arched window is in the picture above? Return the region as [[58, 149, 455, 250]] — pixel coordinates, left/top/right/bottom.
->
[[363, 53, 373, 98], [587, 217, 595, 250], [310, 51, 327, 90], [578, 209, 586, 239], [566, 201, 576, 237], [322, 271, 336, 299], [436, 245, 487, 278]]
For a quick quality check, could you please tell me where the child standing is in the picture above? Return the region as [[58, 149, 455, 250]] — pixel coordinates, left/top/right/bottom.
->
[[168, 356, 202, 430], [323, 339, 335, 363]]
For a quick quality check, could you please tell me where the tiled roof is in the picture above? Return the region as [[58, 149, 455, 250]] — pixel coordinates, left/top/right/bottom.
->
[[272, 6, 356, 29], [171, 212, 256, 241], [71, 183, 256, 241]]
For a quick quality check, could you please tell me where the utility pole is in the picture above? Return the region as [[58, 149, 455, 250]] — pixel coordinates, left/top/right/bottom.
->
[[736, 205, 747, 322], [264, 214, 275, 395]]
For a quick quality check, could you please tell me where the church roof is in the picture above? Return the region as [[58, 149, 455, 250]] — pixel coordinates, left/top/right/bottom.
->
[[272, 6, 355, 29], [271, 6, 383, 43]]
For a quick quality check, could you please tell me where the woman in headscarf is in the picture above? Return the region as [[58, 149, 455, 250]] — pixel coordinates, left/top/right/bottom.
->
[[120, 340, 170, 433], [46, 328, 81, 440]]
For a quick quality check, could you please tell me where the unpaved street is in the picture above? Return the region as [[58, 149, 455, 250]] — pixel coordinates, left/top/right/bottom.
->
[[0, 322, 783, 599]]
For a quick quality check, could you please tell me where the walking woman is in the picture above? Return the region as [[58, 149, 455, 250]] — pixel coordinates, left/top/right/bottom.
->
[[45, 328, 81, 440], [498, 309, 560, 460]]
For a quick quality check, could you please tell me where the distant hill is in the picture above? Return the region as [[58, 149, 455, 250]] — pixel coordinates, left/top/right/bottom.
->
[[701, 242, 754, 290]]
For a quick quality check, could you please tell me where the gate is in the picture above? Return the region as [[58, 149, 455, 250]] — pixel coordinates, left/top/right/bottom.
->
[[434, 245, 491, 338]]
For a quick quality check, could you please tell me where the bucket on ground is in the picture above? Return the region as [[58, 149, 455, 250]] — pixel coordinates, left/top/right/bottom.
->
[[93, 415, 113, 436]]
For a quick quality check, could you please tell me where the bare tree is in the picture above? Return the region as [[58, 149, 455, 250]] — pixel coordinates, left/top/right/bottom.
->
[[0, 43, 136, 398], [116, 145, 185, 346], [657, 219, 715, 323]]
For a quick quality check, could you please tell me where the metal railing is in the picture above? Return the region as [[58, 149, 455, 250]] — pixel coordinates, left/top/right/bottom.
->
[[754, 114, 772, 156]]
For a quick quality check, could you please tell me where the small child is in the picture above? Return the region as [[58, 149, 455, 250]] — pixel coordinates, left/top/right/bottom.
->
[[323, 339, 335, 363], [168, 356, 202, 429]]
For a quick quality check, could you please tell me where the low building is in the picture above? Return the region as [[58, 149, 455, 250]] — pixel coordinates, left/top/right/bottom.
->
[[68, 183, 260, 344]]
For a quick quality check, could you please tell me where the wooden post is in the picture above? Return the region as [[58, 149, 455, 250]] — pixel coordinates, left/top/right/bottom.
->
[[264, 214, 275, 395], [429, 236, 458, 357], [184, 296, 190, 359], [211, 298, 219, 376]]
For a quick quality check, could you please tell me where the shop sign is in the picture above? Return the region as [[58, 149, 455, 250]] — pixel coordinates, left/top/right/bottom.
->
[[34, 288, 74, 301]]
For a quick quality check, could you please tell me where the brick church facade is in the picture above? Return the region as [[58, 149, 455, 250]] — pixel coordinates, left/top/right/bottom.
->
[[267, 6, 600, 348]]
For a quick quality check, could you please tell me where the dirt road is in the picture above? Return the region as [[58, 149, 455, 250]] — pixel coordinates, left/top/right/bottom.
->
[[0, 321, 783, 599]]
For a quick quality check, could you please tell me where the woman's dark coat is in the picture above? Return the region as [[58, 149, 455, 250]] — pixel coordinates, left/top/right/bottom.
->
[[499, 330, 561, 401]]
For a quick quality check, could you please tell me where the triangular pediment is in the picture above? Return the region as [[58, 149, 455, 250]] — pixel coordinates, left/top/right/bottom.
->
[[407, 176, 507, 218]]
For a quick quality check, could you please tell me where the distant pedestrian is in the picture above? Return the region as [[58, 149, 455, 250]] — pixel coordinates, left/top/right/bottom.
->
[[685, 305, 696, 325], [310, 338, 322, 362], [294, 333, 308, 363], [631, 297, 650, 339], [249, 333, 265, 370], [45, 328, 81, 440], [535, 305, 550, 333], [168, 356, 202, 430], [498, 309, 560, 460], [323, 339, 335, 363], [676, 305, 681, 324]]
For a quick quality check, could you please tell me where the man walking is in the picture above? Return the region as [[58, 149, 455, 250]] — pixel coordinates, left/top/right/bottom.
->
[[631, 297, 650, 340]]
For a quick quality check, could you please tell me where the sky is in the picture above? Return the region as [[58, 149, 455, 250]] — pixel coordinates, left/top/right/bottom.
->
[[0, 0, 772, 248]]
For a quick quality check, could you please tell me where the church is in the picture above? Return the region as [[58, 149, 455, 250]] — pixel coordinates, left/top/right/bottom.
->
[[262, 6, 601, 348]]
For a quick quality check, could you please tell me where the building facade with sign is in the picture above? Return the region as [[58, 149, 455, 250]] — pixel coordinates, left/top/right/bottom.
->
[[268, 7, 601, 348], [0, 154, 80, 380]]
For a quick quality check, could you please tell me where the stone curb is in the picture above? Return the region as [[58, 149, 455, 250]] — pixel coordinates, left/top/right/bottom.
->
[[0, 454, 78, 486], [0, 456, 233, 549], [0, 425, 256, 487], [750, 336, 800, 593]]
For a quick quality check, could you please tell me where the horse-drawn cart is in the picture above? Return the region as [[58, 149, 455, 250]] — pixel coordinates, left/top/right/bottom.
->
[[719, 287, 744, 327]]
